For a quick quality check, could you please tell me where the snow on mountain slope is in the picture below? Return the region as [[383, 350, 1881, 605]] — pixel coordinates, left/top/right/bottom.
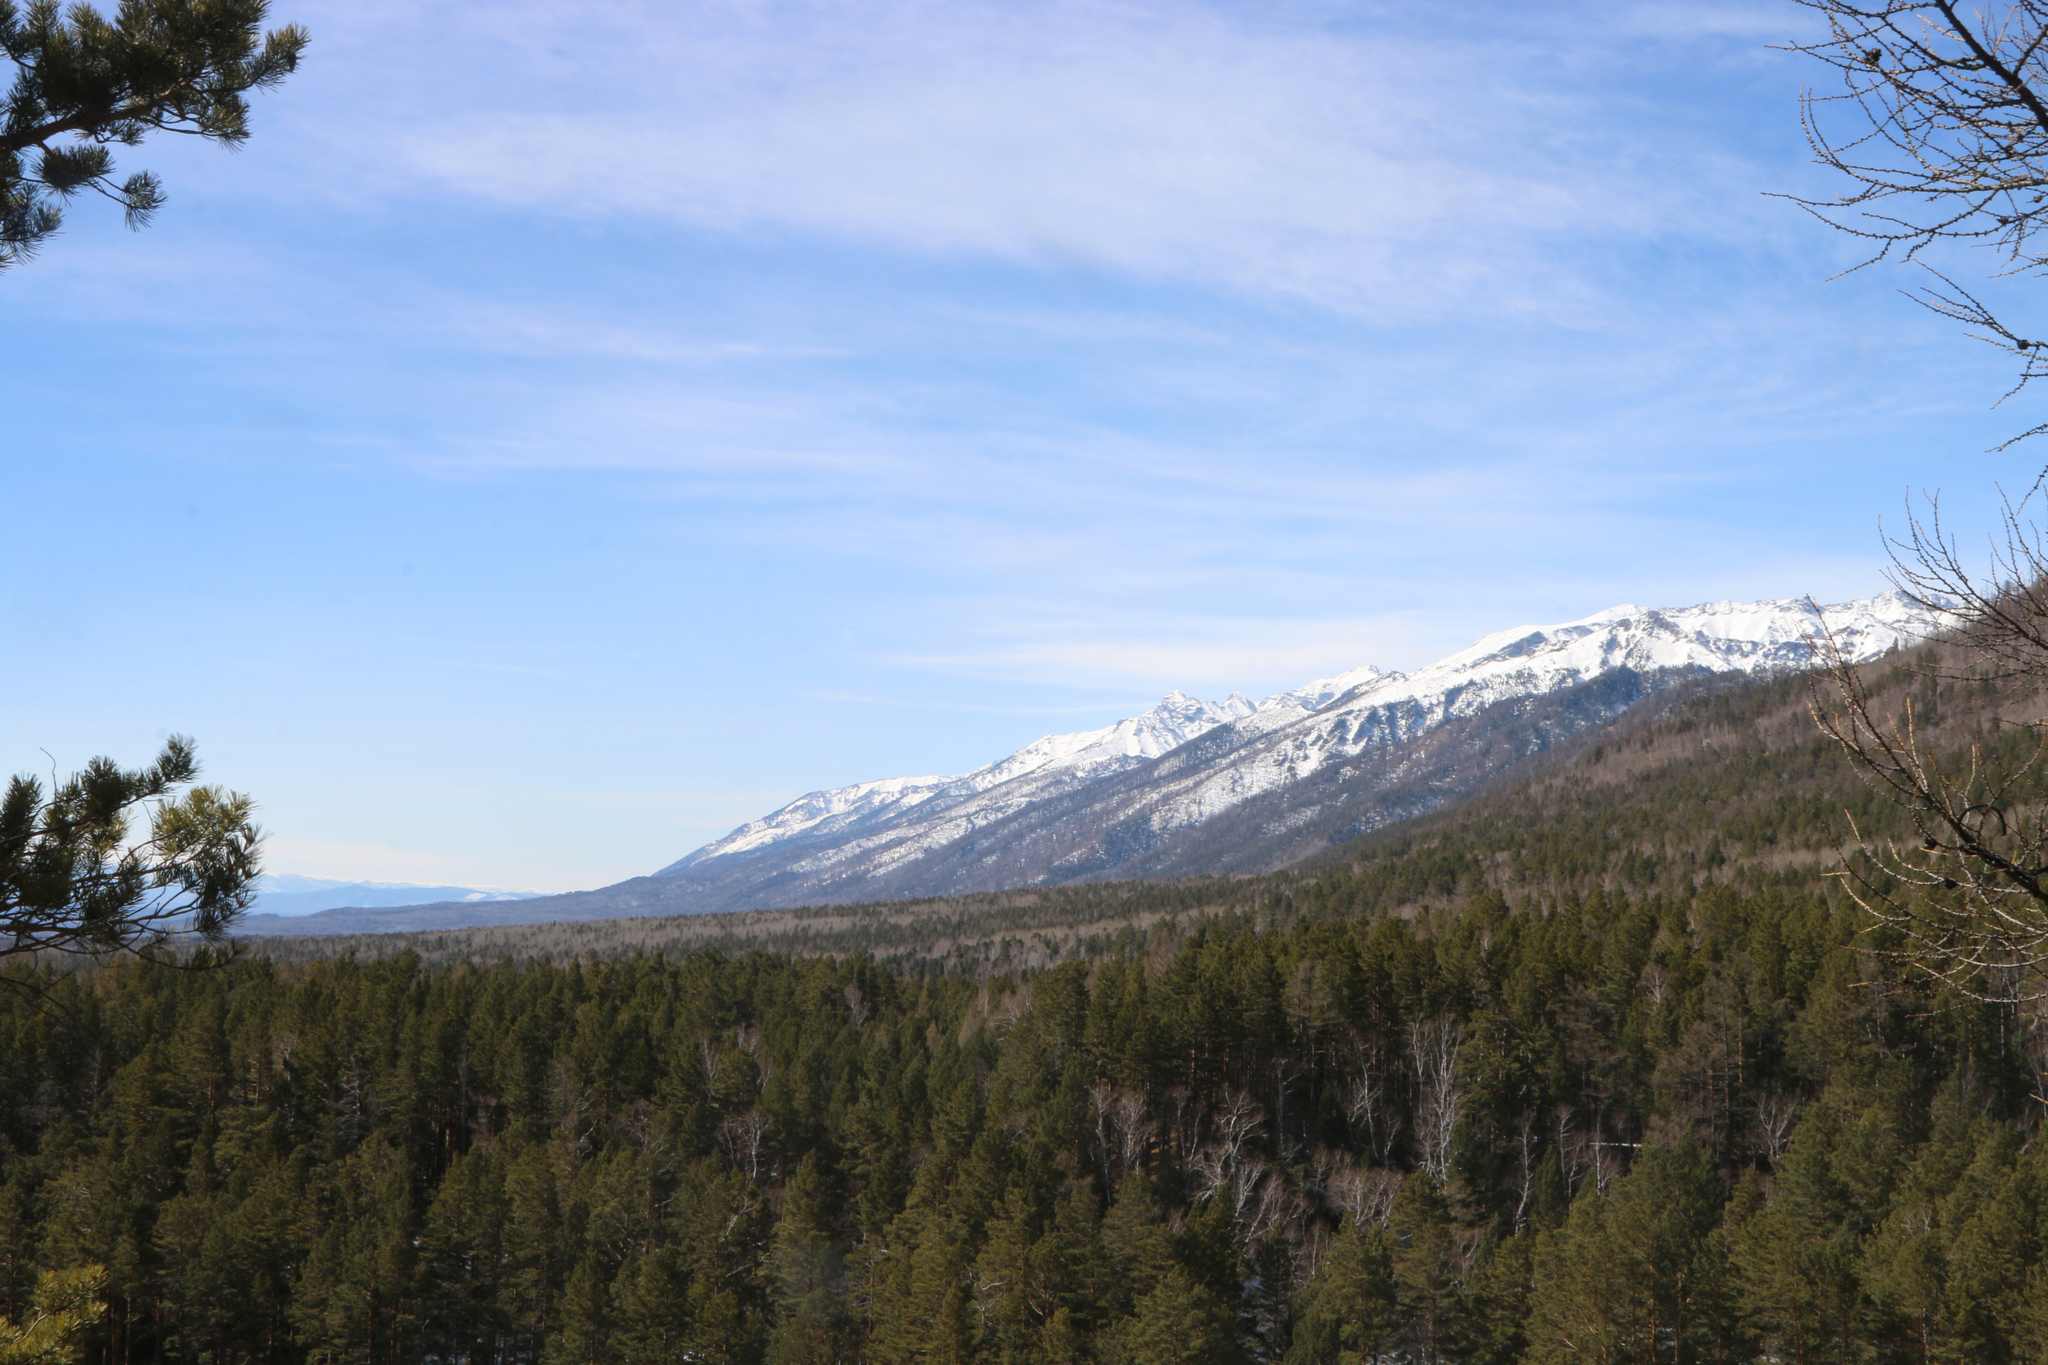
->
[[1088, 590, 1943, 841], [1245, 590, 1933, 746], [1263, 662, 1390, 714], [653, 590, 1947, 903], [660, 689, 1256, 871]]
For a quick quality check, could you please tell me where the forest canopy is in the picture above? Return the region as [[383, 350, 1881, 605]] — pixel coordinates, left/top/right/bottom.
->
[[4, 858, 2046, 1364]]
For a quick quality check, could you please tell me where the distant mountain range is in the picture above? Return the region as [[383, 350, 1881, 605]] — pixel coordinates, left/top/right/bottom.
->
[[245, 590, 1944, 936], [240, 875, 542, 925]]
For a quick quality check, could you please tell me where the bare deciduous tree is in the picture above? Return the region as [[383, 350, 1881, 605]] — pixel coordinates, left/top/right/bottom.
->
[[1785, 1, 2048, 443], [1211, 1088, 1266, 1170], [1341, 1037, 1401, 1167], [720, 1107, 771, 1181], [1806, 493, 2048, 998], [2019, 996, 2048, 1104], [1090, 1082, 1157, 1176], [1509, 1109, 1541, 1234], [1409, 1016, 1464, 1182], [1106, 1086, 1154, 1174], [1756, 1094, 1802, 1163], [1325, 1162, 1405, 1232]]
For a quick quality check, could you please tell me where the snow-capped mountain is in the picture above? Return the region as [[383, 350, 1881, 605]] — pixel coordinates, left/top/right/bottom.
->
[[1021, 590, 1939, 852], [1218, 590, 1934, 756], [643, 590, 1944, 911], [258, 588, 1946, 935], [663, 690, 1257, 870]]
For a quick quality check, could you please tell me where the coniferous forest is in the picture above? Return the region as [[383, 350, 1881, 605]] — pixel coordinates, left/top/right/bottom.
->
[[6, 878, 2047, 1365], [4, 650, 2048, 1365], [11, 646, 2048, 1365], [11, 647, 2048, 1365]]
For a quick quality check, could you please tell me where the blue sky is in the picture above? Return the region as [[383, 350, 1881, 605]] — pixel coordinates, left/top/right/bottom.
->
[[2, 0, 2039, 891]]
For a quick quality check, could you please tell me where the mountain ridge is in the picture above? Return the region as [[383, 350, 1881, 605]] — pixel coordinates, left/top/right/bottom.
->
[[666, 591, 1935, 887], [636, 590, 1941, 912], [245, 622, 2005, 968], [252, 589, 1945, 933], [249, 875, 545, 918]]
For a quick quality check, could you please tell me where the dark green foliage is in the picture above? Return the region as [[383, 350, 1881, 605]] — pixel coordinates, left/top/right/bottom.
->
[[3, 862, 2047, 1364], [7, 653, 2048, 1360], [1525, 1143, 1737, 1364], [0, 735, 260, 965], [1105, 1267, 1234, 1365], [0, 0, 305, 266]]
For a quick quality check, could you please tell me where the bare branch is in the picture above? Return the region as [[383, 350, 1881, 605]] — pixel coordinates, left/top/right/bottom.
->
[[1783, 1, 2048, 442]]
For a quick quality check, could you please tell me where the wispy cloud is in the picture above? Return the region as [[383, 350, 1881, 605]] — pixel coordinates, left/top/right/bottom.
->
[[272, 0, 1780, 319]]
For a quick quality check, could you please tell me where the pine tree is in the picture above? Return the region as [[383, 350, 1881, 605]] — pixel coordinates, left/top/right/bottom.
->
[[0, 737, 260, 966], [1454, 1234, 1533, 1365], [616, 1249, 693, 1365], [542, 1256, 614, 1365], [1106, 1267, 1235, 1365], [1730, 1098, 1884, 1363], [503, 1143, 567, 1352], [767, 1152, 853, 1365], [1285, 1222, 1394, 1365], [865, 1199, 975, 1365], [1100, 1177, 1175, 1321], [0, 0, 307, 266], [1525, 1143, 1739, 1365], [1387, 1175, 1460, 1365], [0, 1267, 103, 1365]]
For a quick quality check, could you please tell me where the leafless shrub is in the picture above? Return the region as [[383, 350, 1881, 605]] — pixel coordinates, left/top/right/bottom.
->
[[1325, 1161, 1405, 1232]]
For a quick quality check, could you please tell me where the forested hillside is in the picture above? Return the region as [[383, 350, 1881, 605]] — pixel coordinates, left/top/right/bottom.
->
[[8, 643, 2048, 1364]]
